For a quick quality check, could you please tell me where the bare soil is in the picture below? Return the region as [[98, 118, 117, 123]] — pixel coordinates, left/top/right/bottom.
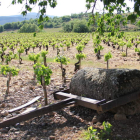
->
[[0, 37, 140, 140]]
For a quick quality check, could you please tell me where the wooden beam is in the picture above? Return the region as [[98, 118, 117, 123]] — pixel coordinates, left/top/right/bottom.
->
[[54, 92, 100, 110], [97, 90, 140, 113], [8, 96, 41, 113], [54, 91, 140, 114], [0, 98, 75, 128]]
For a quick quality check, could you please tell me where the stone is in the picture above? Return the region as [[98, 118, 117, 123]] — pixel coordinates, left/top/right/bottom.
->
[[70, 68, 140, 101], [1, 110, 9, 116], [1, 103, 6, 108], [59, 87, 64, 90], [48, 112, 55, 116], [0, 128, 9, 133], [21, 88, 25, 91], [114, 113, 126, 120], [70, 68, 140, 115], [15, 131, 20, 134], [49, 135, 55, 140], [116, 134, 122, 138], [0, 96, 3, 103], [10, 127, 18, 132], [92, 116, 98, 124], [20, 85, 23, 88], [29, 86, 35, 90], [7, 103, 14, 107]]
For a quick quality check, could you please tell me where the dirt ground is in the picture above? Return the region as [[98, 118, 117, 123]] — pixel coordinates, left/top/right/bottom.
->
[[0, 36, 140, 140]]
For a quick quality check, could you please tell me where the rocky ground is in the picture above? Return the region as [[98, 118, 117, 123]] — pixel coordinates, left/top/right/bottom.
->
[[0, 38, 140, 139]]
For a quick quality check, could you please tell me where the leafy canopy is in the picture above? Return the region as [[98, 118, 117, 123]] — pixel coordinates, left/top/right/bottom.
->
[[33, 63, 52, 85], [0, 65, 19, 76], [104, 52, 112, 61], [54, 55, 70, 65]]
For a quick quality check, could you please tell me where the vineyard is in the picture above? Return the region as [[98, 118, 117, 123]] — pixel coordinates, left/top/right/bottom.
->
[[0, 31, 140, 139]]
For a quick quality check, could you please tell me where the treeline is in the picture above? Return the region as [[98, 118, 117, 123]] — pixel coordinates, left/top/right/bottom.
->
[[0, 12, 90, 33], [0, 12, 140, 33]]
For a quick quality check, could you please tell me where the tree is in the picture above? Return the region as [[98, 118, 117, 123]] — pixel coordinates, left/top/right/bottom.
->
[[28, 53, 40, 79], [4, 23, 12, 29], [0, 25, 4, 32], [19, 23, 39, 33], [104, 52, 112, 69], [0, 65, 19, 99], [33, 63, 52, 105], [54, 55, 69, 84], [72, 21, 89, 33], [63, 23, 73, 32], [10, 0, 140, 29], [62, 16, 71, 22]]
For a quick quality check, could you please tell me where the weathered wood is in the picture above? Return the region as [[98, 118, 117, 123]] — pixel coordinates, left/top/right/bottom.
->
[[54, 90, 140, 114], [54, 92, 100, 110], [98, 90, 140, 113], [0, 98, 75, 128], [8, 96, 41, 113]]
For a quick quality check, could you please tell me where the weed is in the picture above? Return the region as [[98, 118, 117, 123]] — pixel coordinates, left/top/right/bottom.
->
[[84, 121, 112, 140], [122, 52, 126, 57]]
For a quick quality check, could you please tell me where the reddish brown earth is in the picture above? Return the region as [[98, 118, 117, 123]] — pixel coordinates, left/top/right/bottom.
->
[[0, 38, 140, 140]]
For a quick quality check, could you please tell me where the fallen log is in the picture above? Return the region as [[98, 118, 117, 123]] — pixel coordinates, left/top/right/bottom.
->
[[0, 98, 75, 128]]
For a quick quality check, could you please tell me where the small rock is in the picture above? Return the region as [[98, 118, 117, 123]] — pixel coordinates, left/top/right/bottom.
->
[[7, 114, 12, 118], [13, 81, 18, 85], [59, 87, 64, 90], [73, 126, 76, 129], [1, 110, 9, 116], [114, 113, 126, 120], [20, 85, 23, 88], [92, 115, 98, 124], [15, 131, 20, 134], [49, 135, 55, 140], [7, 103, 14, 107], [51, 78, 55, 82], [0, 128, 9, 133], [29, 86, 35, 90], [55, 83, 61, 86], [116, 134, 122, 137], [1, 103, 6, 108], [12, 113, 17, 117], [21, 88, 25, 91], [0, 96, 3, 103], [48, 112, 55, 116], [10, 127, 18, 132]]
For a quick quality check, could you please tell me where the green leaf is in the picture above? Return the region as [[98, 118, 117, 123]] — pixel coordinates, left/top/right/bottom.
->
[[21, 11, 27, 16], [39, 24, 44, 30]]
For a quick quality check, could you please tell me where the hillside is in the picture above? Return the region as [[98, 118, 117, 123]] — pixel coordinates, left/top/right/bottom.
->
[[0, 13, 55, 25]]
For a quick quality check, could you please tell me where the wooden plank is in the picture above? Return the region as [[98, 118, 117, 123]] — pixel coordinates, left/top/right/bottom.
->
[[0, 98, 75, 128], [54, 91, 140, 114], [98, 90, 140, 113], [21, 107, 37, 114], [8, 96, 41, 113], [54, 92, 100, 110]]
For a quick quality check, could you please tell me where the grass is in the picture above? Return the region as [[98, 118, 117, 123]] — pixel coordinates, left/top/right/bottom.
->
[[3, 28, 62, 34], [43, 28, 62, 32], [117, 64, 140, 70], [18, 55, 105, 68]]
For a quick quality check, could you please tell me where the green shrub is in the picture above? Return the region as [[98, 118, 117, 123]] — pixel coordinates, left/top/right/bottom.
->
[[84, 121, 112, 140]]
